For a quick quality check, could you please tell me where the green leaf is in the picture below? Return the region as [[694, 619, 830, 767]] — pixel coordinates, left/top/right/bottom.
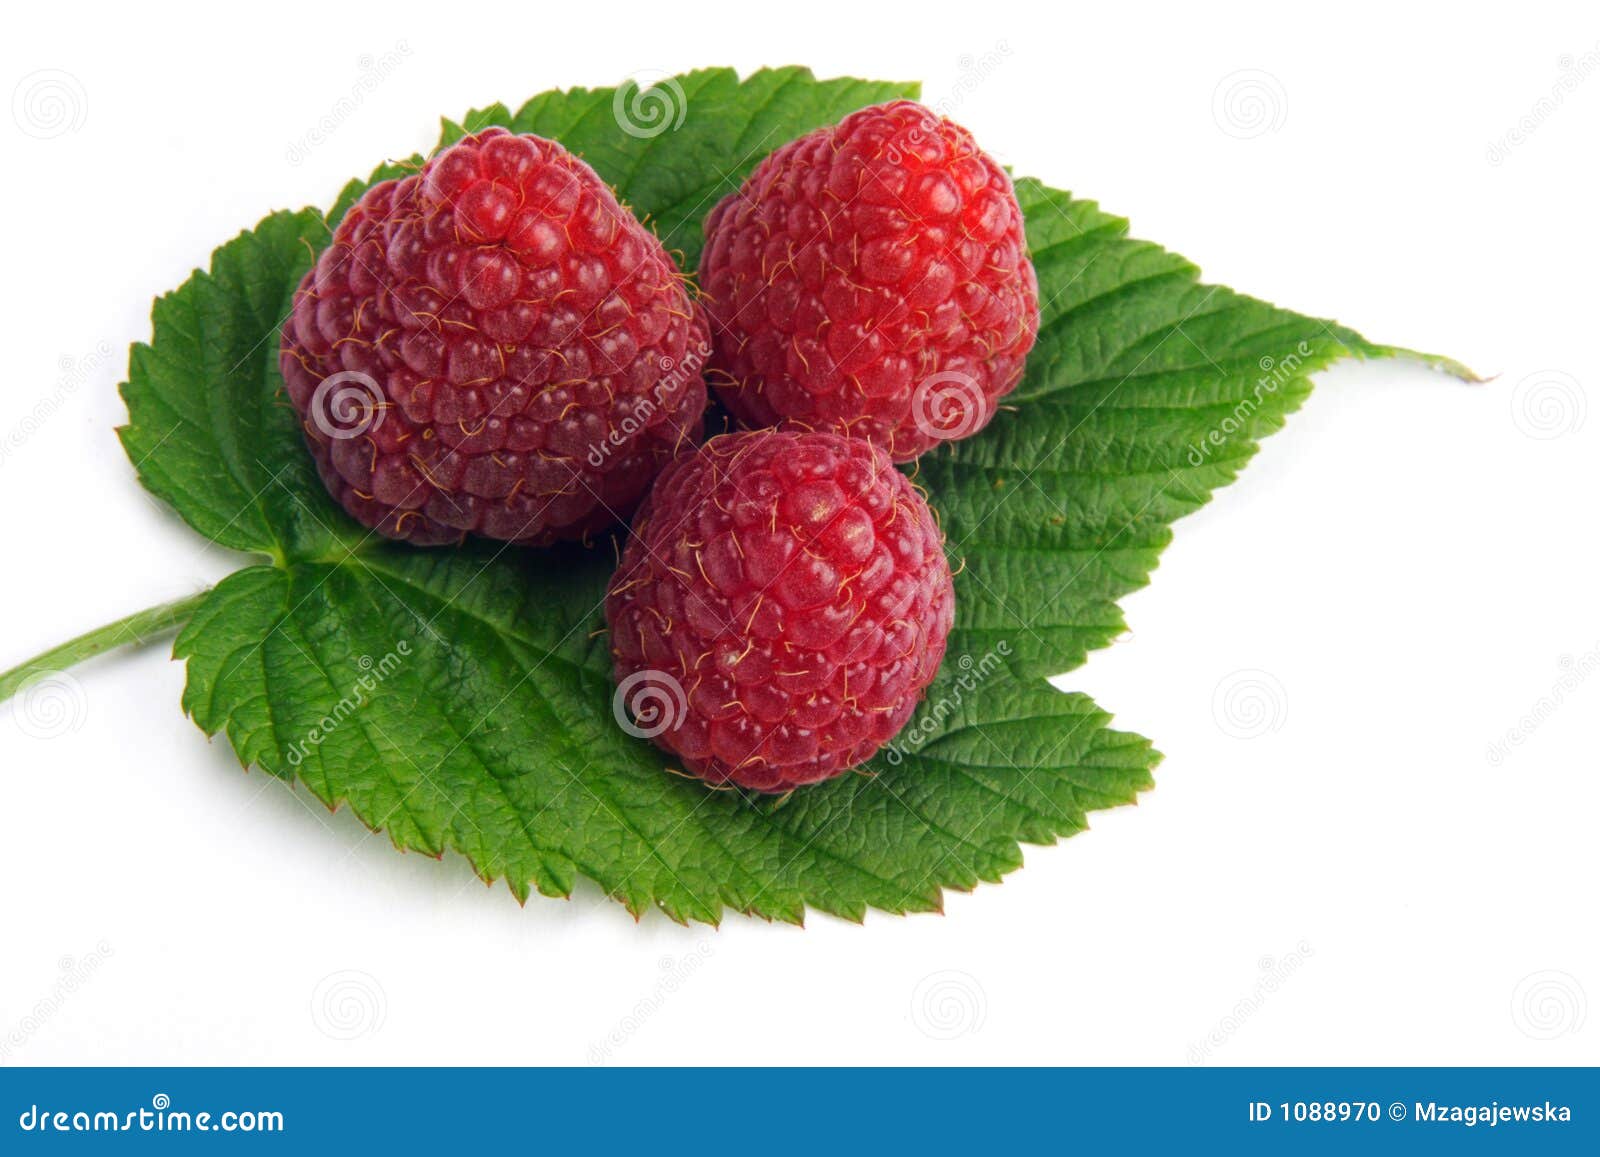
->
[[114, 68, 1465, 923], [336, 67, 921, 267], [922, 179, 1467, 680], [174, 550, 1153, 923], [118, 209, 363, 565]]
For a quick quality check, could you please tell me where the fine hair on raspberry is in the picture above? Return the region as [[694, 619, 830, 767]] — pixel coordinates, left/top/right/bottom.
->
[[699, 100, 1039, 462], [281, 126, 709, 547], [605, 429, 955, 793]]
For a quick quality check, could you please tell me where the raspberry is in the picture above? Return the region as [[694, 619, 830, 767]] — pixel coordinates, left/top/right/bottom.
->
[[280, 127, 709, 547], [698, 100, 1039, 463], [605, 429, 955, 793]]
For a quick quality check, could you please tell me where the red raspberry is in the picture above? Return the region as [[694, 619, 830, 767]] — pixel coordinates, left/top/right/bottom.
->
[[698, 100, 1039, 463], [280, 127, 709, 547], [605, 429, 955, 793]]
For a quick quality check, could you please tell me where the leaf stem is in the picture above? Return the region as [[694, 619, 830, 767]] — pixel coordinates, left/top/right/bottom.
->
[[0, 590, 213, 705]]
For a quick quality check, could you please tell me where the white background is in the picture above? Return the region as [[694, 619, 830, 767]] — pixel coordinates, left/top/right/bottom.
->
[[2, 0, 1595, 1066]]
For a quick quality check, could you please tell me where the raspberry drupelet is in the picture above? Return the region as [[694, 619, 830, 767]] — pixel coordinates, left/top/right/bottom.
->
[[698, 100, 1039, 463], [280, 127, 709, 547], [605, 429, 955, 793]]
